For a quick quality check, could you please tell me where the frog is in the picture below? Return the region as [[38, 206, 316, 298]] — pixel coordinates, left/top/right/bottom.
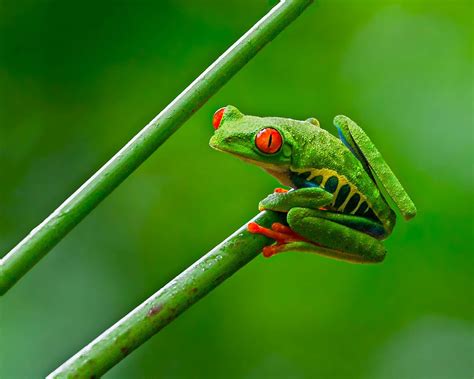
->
[[209, 105, 416, 263]]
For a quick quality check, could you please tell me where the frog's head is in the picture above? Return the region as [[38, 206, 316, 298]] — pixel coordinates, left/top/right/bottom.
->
[[209, 105, 298, 175]]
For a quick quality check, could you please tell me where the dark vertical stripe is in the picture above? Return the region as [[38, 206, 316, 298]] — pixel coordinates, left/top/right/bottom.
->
[[325, 176, 339, 193], [355, 201, 368, 215], [290, 171, 311, 188], [344, 193, 360, 213], [334, 184, 350, 208], [313, 175, 323, 186], [365, 208, 377, 220]]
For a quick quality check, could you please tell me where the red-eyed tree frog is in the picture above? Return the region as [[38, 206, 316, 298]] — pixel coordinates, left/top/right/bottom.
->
[[209, 106, 416, 263]]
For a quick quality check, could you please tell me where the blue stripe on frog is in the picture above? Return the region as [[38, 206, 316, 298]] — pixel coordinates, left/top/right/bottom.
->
[[290, 171, 320, 189]]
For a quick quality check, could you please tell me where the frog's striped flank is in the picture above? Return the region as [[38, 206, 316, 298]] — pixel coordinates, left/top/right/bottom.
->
[[290, 168, 377, 220]]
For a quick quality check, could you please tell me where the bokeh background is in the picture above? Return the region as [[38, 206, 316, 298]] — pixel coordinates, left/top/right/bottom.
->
[[1, 0, 473, 378]]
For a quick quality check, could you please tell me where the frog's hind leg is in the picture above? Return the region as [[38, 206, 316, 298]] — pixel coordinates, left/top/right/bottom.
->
[[248, 209, 386, 262], [286, 208, 386, 263], [310, 210, 389, 240]]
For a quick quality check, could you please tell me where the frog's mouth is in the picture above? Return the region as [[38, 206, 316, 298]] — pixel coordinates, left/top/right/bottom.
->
[[210, 137, 292, 186]]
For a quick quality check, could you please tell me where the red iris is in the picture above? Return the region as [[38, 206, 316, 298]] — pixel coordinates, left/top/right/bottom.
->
[[255, 128, 282, 154], [212, 107, 225, 130]]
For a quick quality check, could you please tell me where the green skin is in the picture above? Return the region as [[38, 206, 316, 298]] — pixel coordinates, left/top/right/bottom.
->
[[209, 106, 416, 263]]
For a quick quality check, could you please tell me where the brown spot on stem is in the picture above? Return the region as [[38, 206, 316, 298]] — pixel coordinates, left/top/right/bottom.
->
[[147, 304, 163, 317], [120, 346, 130, 356]]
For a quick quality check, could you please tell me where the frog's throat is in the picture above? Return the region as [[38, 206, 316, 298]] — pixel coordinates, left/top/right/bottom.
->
[[262, 167, 292, 187], [237, 155, 292, 187]]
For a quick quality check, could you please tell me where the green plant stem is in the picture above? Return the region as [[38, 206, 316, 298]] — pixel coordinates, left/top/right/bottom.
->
[[0, 0, 313, 295], [47, 211, 285, 378]]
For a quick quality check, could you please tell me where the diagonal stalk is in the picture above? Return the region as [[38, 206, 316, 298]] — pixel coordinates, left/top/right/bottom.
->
[[47, 211, 285, 378], [0, 0, 313, 295]]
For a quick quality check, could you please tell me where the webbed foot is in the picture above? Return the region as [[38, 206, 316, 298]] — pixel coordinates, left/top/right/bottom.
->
[[247, 222, 307, 258]]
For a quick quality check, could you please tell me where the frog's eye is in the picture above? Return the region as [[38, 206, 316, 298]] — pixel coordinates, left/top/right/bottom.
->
[[255, 128, 282, 154], [212, 107, 226, 130]]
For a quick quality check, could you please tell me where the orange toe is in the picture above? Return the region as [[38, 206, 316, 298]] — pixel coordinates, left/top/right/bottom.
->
[[247, 222, 260, 233], [271, 222, 293, 234]]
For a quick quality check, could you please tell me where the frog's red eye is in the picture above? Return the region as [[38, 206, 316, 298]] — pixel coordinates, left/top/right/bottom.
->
[[255, 128, 282, 154], [212, 107, 225, 130]]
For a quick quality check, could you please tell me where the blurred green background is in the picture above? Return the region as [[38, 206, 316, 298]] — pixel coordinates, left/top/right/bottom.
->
[[1, 0, 473, 378]]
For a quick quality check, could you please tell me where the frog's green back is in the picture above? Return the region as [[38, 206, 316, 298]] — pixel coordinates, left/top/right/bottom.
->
[[285, 122, 396, 234]]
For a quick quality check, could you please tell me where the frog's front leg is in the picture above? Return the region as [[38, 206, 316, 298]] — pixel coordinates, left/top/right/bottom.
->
[[248, 187, 334, 257], [258, 187, 333, 213]]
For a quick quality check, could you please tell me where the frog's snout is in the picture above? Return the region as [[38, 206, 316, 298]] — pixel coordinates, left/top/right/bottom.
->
[[209, 133, 232, 151], [209, 131, 242, 153], [209, 134, 218, 149]]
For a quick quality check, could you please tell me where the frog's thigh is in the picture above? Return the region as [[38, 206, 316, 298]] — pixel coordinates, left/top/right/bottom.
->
[[287, 208, 386, 263]]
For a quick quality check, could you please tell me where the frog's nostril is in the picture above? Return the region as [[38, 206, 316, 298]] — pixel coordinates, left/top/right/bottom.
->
[[224, 136, 236, 144]]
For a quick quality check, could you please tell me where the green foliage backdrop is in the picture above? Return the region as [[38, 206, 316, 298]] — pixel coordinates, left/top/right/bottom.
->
[[1, 0, 473, 378]]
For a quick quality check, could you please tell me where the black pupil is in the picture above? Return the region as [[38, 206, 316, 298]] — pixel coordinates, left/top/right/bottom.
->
[[268, 132, 273, 148]]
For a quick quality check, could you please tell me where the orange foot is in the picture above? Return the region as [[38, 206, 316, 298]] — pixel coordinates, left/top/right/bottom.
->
[[273, 187, 288, 193], [247, 222, 306, 258]]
